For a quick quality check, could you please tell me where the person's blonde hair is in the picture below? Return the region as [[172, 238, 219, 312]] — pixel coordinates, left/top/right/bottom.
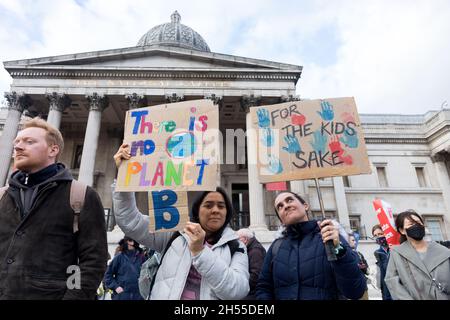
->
[[21, 117, 64, 161]]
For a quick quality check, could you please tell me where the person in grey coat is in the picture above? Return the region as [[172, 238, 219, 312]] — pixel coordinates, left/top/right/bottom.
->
[[112, 144, 249, 300], [385, 210, 450, 300]]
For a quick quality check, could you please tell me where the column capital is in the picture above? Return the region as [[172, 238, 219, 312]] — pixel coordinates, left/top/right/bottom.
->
[[431, 151, 449, 163], [280, 94, 301, 103], [204, 93, 223, 106], [240, 94, 262, 113], [46, 92, 71, 112], [125, 93, 145, 109], [165, 93, 184, 103], [4, 91, 32, 113], [86, 93, 109, 112]]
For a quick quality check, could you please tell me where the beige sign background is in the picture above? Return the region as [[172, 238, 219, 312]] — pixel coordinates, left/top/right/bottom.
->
[[116, 99, 219, 192], [250, 97, 371, 183], [148, 191, 190, 233]]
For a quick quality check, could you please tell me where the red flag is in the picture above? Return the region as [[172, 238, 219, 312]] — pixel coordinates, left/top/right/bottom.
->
[[373, 199, 401, 246]]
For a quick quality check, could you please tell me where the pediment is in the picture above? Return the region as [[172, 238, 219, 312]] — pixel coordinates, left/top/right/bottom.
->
[[4, 45, 301, 73]]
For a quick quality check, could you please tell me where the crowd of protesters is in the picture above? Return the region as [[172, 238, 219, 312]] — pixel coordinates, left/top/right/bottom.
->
[[0, 120, 448, 301]]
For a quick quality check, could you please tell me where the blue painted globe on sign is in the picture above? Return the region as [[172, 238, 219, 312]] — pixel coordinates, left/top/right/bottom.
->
[[166, 132, 197, 158]]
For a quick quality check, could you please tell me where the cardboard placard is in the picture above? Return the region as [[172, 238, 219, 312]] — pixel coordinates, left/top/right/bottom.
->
[[250, 97, 371, 182], [116, 99, 219, 192], [148, 190, 189, 233]]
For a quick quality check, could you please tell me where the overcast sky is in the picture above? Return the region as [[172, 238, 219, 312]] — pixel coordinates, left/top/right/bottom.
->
[[1, 0, 449, 114]]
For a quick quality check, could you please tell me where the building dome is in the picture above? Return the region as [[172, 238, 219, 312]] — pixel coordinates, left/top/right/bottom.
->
[[137, 11, 210, 52]]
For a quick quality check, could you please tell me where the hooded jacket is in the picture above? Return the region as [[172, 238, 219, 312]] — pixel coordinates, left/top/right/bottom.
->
[[256, 220, 366, 300], [104, 249, 145, 300], [113, 190, 250, 300], [0, 163, 108, 300], [385, 241, 450, 300]]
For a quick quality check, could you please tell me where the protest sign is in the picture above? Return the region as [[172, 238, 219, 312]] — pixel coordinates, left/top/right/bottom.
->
[[373, 198, 401, 246], [250, 97, 371, 183], [116, 99, 219, 192], [115, 99, 219, 232], [148, 190, 190, 233]]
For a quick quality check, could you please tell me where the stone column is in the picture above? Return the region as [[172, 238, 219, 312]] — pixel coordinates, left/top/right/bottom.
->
[[432, 152, 450, 215], [290, 180, 306, 195], [243, 95, 268, 231], [0, 92, 31, 186], [125, 93, 145, 110], [204, 93, 223, 109], [205, 94, 224, 185], [332, 176, 351, 228], [46, 92, 71, 129], [78, 93, 109, 186]]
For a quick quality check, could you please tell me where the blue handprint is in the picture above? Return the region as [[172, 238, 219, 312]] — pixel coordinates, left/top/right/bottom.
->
[[261, 128, 274, 147], [310, 130, 328, 154], [317, 100, 334, 121], [268, 154, 283, 174], [282, 134, 301, 154], [256, 108, 270, 128], [340, 131, 359, 148]]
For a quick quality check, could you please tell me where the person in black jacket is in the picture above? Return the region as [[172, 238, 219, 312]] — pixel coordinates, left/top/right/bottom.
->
[[104, 237, 146, 300], [256, 191, 366, 300], [372, 224, 392, 300], [0, 117, 108, 300], [237, 228, 266, 299]]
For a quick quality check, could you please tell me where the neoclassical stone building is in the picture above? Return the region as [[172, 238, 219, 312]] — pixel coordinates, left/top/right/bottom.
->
[[1, 12, 449, 249]]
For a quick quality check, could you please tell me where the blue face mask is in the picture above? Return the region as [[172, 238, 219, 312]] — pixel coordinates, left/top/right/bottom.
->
[[376, 236, 388, 247]]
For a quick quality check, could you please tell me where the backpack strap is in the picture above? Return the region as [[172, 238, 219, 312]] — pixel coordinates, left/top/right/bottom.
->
[[70, 180, 87, 233], [0, 186, 8, 202], [227, 239, 245, 257]]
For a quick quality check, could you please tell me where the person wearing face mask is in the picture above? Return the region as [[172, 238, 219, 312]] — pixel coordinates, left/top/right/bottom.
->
[[372, 224, 393, 300], [385, 210, 450, 300]]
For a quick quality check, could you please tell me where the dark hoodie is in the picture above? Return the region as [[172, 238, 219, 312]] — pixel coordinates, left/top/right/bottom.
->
[[0, 163, 108, 300], [8, 163, 72, 219]]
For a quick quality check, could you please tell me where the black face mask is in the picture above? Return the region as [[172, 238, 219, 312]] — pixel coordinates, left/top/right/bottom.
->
[[406, 224, 425, 241], [376, 236, 388, 247]]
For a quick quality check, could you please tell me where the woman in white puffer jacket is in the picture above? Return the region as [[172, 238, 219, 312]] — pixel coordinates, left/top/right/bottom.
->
[[112, 144, 249, 300]]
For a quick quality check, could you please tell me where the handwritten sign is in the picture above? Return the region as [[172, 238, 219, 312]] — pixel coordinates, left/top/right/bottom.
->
[[116, 99, 219, 192], [148, 190, 190, 233], [373, 199, 401, 246], [250, 97, 371, 183]]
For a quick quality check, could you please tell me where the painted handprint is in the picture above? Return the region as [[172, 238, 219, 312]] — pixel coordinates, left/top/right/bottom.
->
[[267, 154, 283, 174], [261, 128, 274, 147], [317, 100, 334, 121], [282, 134, 301, 154], [342, 111, 355, 123], [256, 108, 270, 128], [339, 130, 359, 148], [329, 136, 353, 165], [291, 113, 306, 126], [309, 130, 328, 154]]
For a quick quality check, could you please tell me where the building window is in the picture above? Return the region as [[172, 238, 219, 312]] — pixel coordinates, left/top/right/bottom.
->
[[415, 167, 428, 188], [376, 166, 388, 187], [311, 211, 336, 220], [425, 217, 444, 241], [348, 216, 368, 239], [342, 176, 350, 187], [72, 144, 83, 169]]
